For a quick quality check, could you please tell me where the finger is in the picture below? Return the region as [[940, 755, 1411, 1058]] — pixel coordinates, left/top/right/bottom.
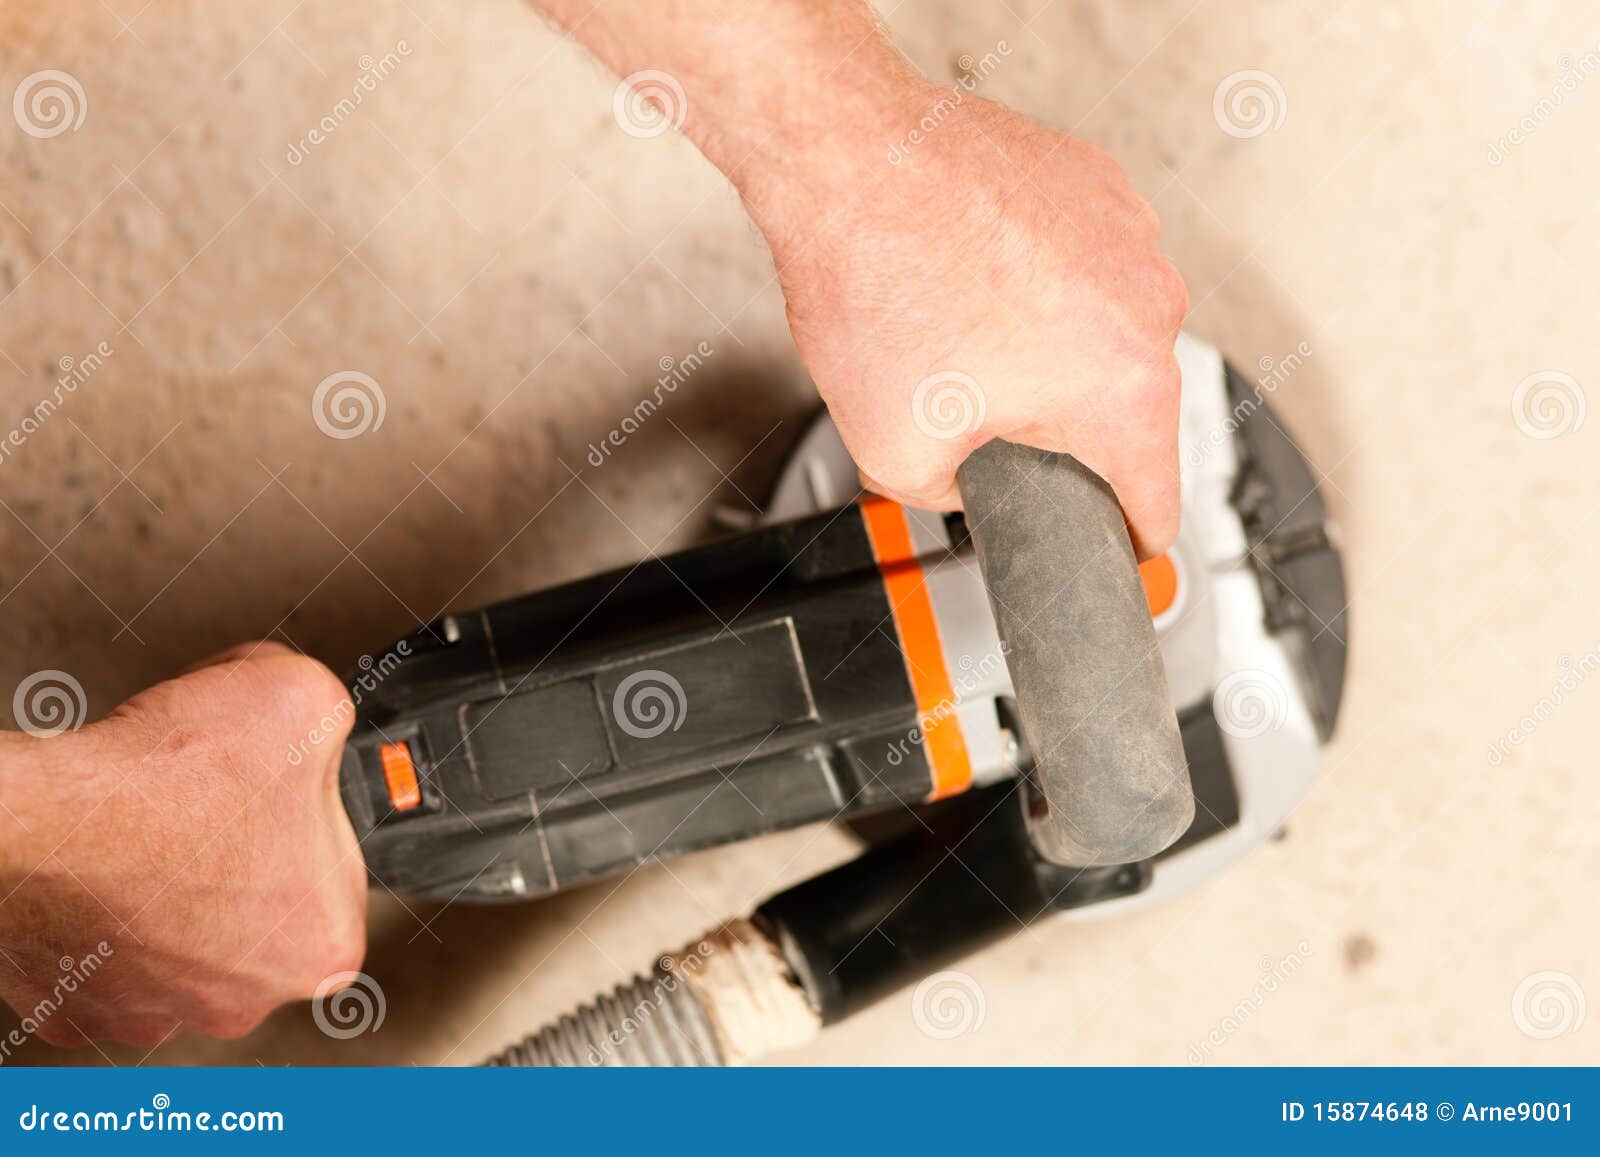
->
[[51, 1013, 183, 1050], [1112, 464, 1181, 561], [32, 1014, 95, 1049], [315, 739, 370, 896], [253, 652, 358, 788], [1098, 362, 1184, 560], [856, 468, 963, 512], [190, 1006, 271, 1042], [831, 403, 975, 513], [105, 1015, 184, 1049], [181, 640, 295, 676], [1023, 436, 1180, 562]]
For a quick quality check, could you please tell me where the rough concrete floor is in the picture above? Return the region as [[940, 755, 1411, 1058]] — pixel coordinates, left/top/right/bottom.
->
[[1, 0, 1596, 1065]]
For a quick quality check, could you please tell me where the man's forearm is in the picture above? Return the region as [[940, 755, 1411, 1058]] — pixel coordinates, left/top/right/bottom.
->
[[529, 0, 1188, 555], [531, 0, 923, 231]]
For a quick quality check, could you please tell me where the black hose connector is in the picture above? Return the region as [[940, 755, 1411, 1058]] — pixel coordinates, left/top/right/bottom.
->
[[757, 783, 1149, 1025]]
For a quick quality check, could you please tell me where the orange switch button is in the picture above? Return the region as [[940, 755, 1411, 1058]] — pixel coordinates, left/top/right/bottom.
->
[[378, 741, 422, 812]]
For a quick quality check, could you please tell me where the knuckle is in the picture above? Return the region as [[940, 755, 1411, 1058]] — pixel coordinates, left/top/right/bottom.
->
[[273, 653, 349, 710], [264, 654, 354, 747], [100, 687, 178, 743]]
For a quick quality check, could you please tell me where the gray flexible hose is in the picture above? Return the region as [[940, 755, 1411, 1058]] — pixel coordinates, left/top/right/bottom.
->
[[486, 968, 724, 1067], [485, 919, 820, 1066]]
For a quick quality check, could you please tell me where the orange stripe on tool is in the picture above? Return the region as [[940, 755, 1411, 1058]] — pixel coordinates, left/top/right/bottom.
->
[[860, 496, 973, 801]]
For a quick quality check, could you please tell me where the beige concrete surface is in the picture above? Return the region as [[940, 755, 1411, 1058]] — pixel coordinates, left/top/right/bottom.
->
[[1, 0, 1596, 1066]]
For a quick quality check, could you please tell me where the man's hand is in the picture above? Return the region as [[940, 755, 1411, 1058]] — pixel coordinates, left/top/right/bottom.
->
[[762, 90, 1187, 558], [531, 0, 1188, 557], [0, 644, 367, 1047]]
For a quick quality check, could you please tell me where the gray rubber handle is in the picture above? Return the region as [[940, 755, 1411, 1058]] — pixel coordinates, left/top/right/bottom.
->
[[956, 439, 1193, 866]]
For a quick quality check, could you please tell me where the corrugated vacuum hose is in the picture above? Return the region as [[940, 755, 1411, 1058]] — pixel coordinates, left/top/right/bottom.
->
[[485, 919, 818, 1067]]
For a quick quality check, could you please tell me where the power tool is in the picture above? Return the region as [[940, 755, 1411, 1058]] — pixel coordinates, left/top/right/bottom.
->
[[334, 333, 1346, 1064]]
